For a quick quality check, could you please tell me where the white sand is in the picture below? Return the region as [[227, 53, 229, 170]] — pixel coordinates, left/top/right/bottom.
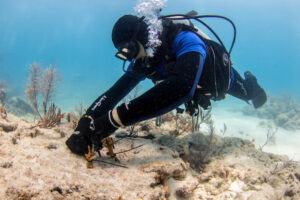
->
[[210, 99, 300, 161]]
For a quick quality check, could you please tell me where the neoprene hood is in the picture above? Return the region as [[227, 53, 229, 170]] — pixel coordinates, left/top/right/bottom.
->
[[112, 15, 148, 48]]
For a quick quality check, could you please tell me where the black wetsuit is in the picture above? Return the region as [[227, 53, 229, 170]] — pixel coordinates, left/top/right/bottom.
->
[[85, 22, 249, 126]]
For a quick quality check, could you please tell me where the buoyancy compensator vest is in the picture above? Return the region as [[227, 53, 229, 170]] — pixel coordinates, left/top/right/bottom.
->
[[162, 14, 234, 109], [131, 12, 236, 110], [161, 12, 237, 110]]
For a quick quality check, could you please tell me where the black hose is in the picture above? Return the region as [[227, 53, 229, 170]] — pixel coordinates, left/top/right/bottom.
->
[[122, 60, 127, 73], [160, 14, 237, 54]]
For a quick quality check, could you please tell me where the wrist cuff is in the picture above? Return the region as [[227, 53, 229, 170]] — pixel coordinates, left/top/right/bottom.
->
[[108, 110, 120, 128]]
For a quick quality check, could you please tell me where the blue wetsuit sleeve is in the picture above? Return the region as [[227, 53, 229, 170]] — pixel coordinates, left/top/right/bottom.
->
[[172, 31, 207, 59]]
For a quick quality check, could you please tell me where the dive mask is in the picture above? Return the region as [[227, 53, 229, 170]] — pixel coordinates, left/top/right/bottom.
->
[[115, 16, 145, 61], [115, 40, 140, 61]]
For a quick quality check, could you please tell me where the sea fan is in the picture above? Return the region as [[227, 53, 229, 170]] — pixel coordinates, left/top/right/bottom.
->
[[40, 64, 61, 114], [25, 63, 42, 118], [25, 62, 63, 127]]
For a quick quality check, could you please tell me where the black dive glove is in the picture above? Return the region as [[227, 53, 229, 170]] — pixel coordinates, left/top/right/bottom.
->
[[244, 71, 267, 108], [66, 115, 95, 155], [66, 112, 120, 155]]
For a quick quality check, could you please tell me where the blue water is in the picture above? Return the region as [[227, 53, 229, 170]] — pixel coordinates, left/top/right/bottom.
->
[[0, 0, 299, 111]]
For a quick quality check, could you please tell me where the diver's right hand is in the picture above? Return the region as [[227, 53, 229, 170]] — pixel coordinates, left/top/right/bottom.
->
[[66, 115, 95, 155]]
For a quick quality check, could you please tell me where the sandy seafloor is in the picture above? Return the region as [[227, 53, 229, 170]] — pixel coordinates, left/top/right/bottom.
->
[[1, 96, 300, 200], [210, 98, 300, 162]]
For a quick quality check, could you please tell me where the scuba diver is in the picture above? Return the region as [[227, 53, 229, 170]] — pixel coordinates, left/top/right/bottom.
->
[[66, 13, 267, 156]]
